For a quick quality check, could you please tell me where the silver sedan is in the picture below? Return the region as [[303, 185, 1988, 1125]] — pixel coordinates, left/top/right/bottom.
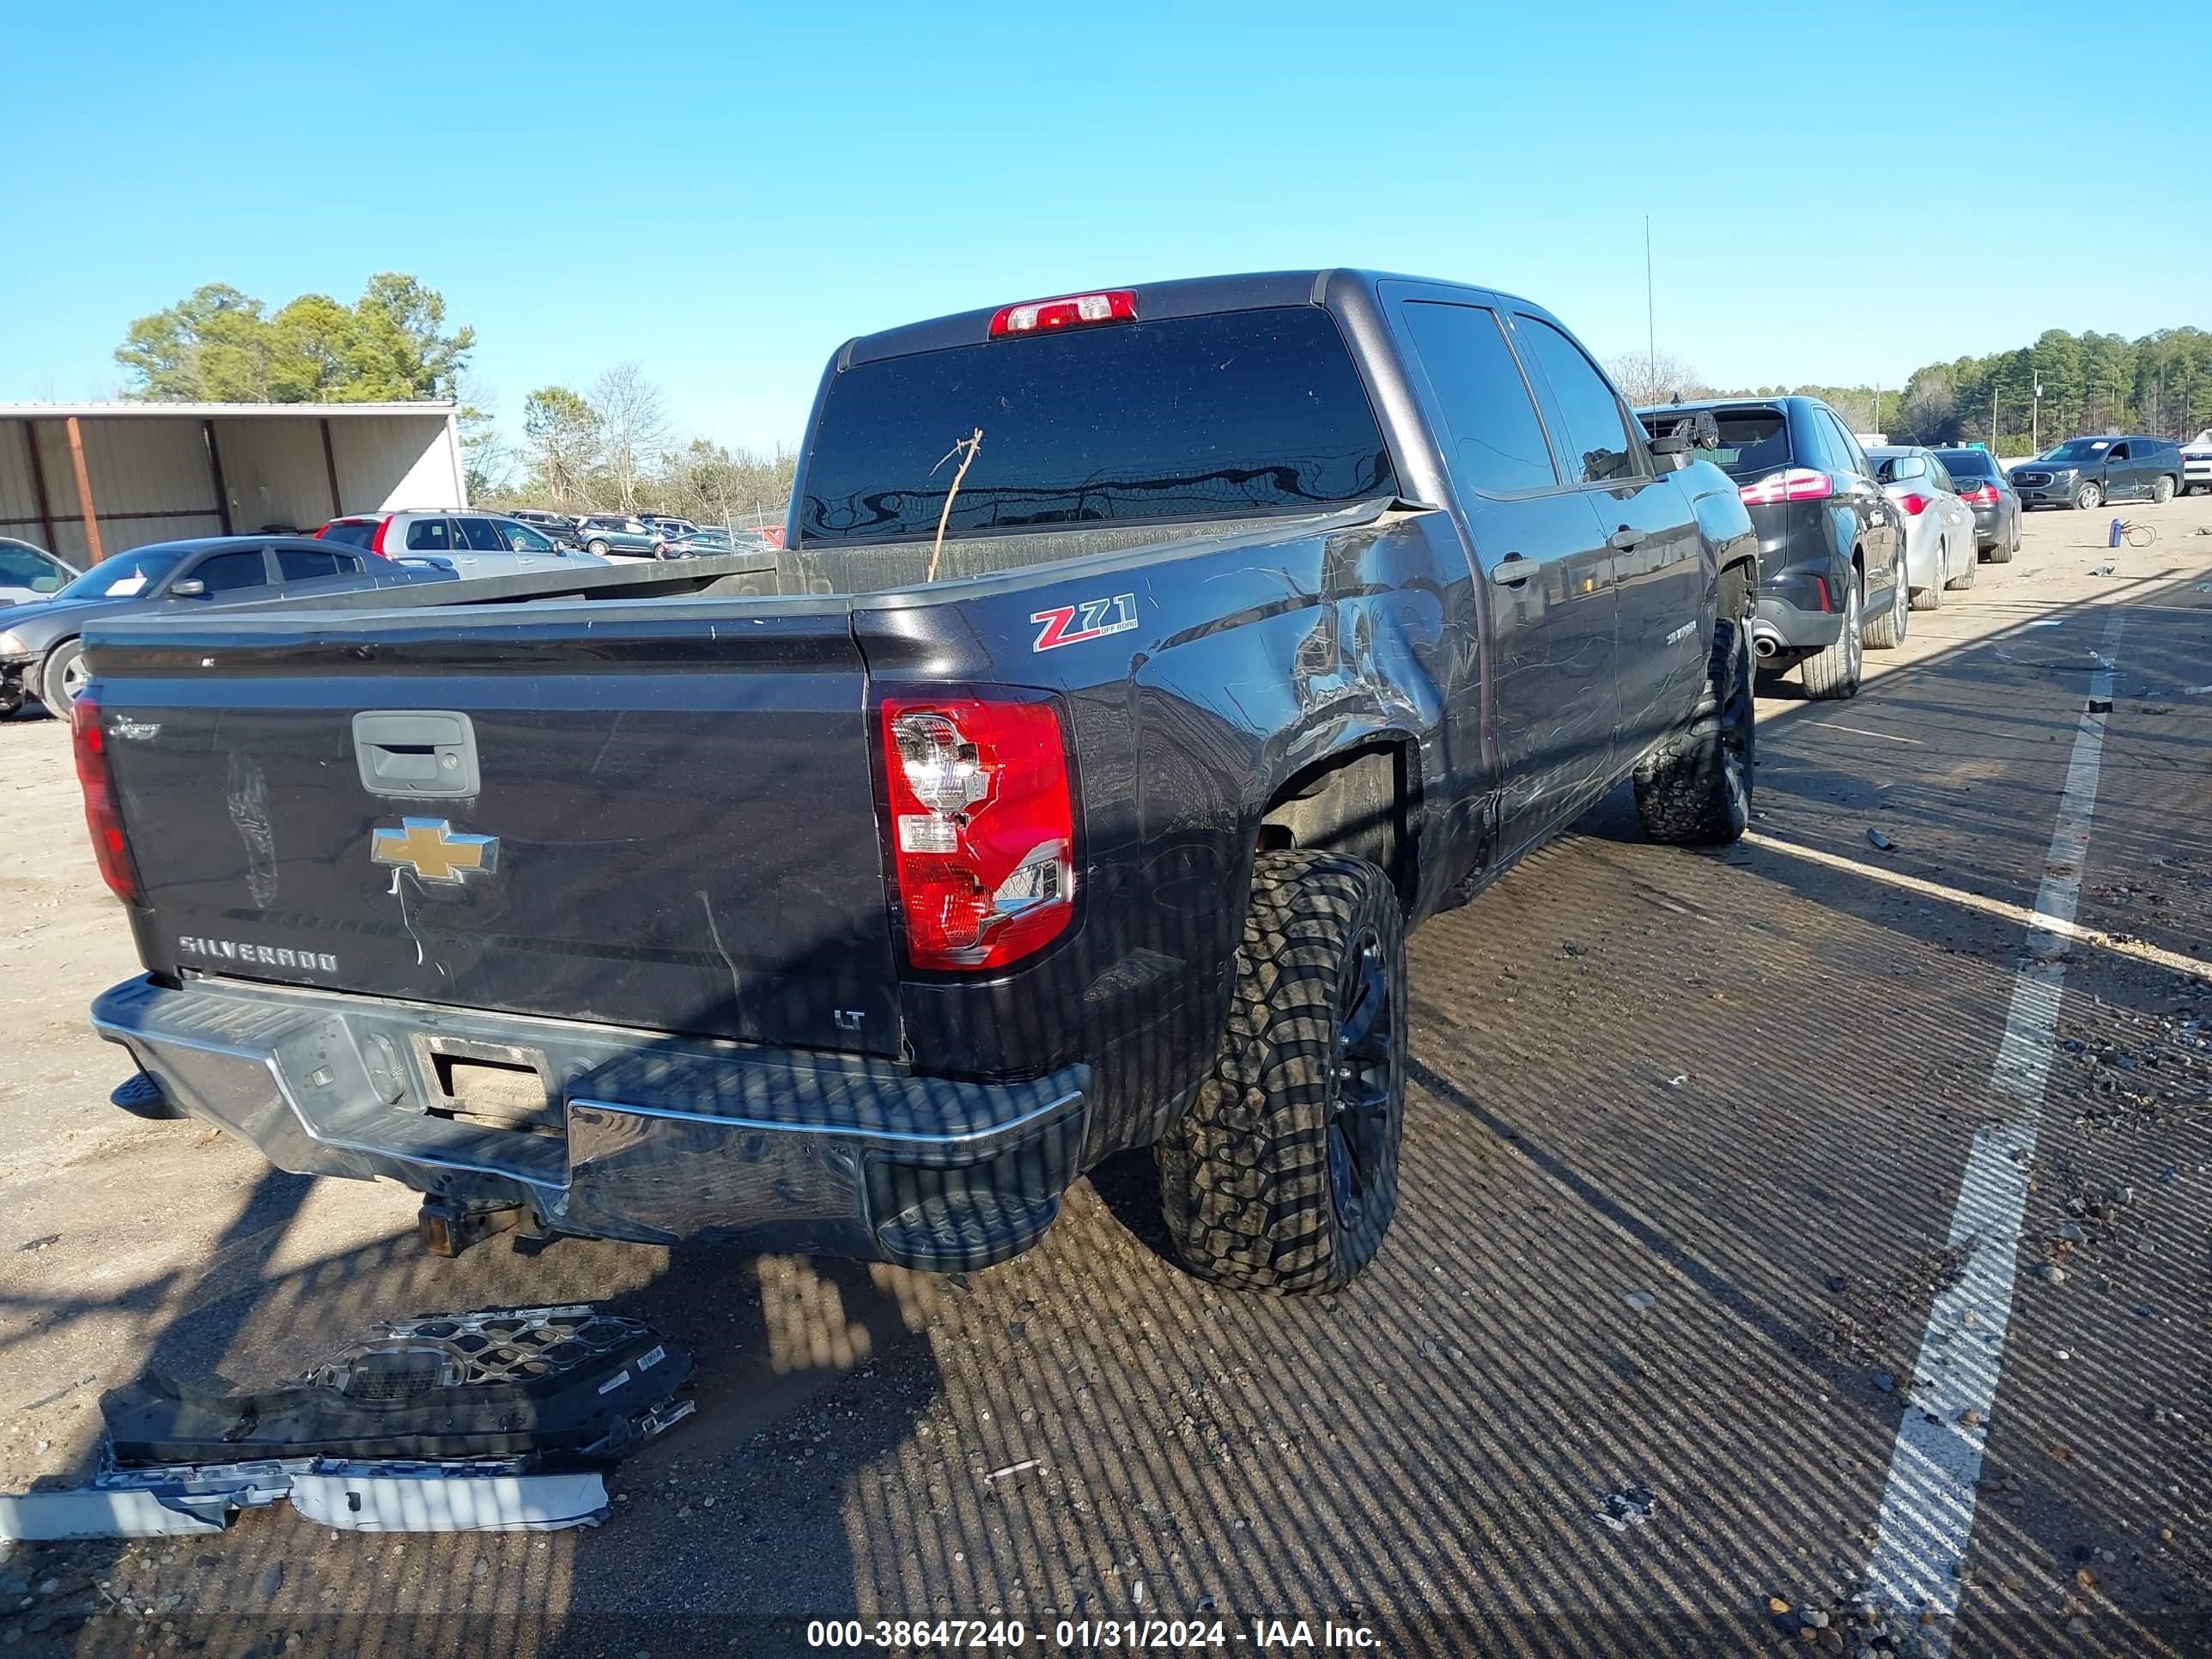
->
[[1869, 446, 1978, 611]]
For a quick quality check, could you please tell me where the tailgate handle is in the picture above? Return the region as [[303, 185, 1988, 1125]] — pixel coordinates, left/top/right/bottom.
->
[[352, 710, 481, 799]]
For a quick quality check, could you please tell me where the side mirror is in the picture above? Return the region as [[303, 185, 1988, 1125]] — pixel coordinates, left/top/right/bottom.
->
[[170, 579, 207, 598], [31, 575, 60, 594]]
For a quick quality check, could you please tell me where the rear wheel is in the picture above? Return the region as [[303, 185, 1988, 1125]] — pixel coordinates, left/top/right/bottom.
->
[[40, 640, 87, 715], [1863, 556, 1910, 649], [2074, 481, 2103, 511], [1910, 538, 1945, 611], [1944, 533, 1978, 590], [2151, 475, 2175, 505], [1989, 511, 2018, 563], [1800, 568, 1863, 700], [1157, 849, 1406, 1294], [1634, 565, 1753, 847]]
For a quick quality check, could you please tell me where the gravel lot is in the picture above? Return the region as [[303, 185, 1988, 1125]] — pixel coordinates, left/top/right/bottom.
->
[[1, 499, 2208, 1658]]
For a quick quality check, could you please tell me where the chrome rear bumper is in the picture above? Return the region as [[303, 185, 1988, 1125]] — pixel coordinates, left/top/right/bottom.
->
[[93, 975, 1088, 1271]]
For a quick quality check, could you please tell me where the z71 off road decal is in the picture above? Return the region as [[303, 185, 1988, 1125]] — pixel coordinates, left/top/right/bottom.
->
[[1031, 592, 1139, 653]]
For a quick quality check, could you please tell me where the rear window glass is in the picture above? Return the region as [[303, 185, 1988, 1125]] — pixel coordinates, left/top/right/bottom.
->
[[1706, 410, 1793, 479], [320, 520, 378, 549], [799, 307, 1400, 545], [1935, 450, 1996, 478]]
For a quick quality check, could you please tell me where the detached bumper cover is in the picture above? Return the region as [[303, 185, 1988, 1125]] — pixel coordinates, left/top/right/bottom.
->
[[94, 975, 1089, 1270]]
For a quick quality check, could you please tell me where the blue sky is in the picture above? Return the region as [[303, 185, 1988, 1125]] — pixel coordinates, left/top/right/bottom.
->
[[8, 2, 2208, 455]]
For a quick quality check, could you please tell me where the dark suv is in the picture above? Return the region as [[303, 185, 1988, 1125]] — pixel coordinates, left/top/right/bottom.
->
[[1639, 396, 1906, 700], [2009, 436, 2184, 510]]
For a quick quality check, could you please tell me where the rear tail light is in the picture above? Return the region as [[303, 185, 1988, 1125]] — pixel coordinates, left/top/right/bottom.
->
[[988, 289, 1137, 338], [1961, 483, 1999, 506], [72, 690, 143, 904], [1738, 468, 1835, 505], [368, 518, 392, 556], [1897, 492, 1931, 516], [882, 694, 1074, 970], [1814, 575, 1832, 612]]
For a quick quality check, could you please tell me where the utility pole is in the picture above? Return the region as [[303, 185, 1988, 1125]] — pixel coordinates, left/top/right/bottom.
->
[[1644, 216, 1656, 398], [1991, 379, 1999, 449]]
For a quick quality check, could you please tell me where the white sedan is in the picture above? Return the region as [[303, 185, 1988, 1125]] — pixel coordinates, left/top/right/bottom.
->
[[1869, 447, 1978, 611]]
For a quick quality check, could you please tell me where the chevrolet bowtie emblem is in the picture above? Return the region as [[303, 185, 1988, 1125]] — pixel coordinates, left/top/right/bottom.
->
[[371, 818, 499, 884]]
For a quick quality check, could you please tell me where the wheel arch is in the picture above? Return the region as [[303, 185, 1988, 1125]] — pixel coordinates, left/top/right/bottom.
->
[[1255, 735, 1421, 914]]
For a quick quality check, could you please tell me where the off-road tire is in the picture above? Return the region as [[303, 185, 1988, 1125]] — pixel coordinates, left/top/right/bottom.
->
[[40, 640, 86, 714], [2073, 481, 2102, 512], [2150, 475, 2175, 505], [1800, 567, 1863, 700], [1863, 558, 1910, 650], [1634, 565, 1754, 847], [1157, 849, 1406, 1295]]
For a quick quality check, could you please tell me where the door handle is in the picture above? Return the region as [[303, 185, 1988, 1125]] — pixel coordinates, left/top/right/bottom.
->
[[1491, 553, 1533, 585], [1607, 527, 1643, 551]]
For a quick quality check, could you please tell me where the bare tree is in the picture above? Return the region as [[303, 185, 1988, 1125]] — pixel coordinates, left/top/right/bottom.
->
[[592, 363, 672, 513], [1603, 349, 1706, 408], [522, 386, 603, 512]]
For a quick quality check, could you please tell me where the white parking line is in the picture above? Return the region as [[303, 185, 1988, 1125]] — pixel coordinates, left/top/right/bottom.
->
[[1861, 608, 2124, 1649]]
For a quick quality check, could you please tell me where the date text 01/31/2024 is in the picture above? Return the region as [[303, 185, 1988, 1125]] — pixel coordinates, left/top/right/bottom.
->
[[805, 1619, 1382, 1650]]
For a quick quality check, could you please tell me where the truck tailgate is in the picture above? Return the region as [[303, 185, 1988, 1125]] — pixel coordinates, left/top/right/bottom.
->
[[91, 605, 902, 1057]]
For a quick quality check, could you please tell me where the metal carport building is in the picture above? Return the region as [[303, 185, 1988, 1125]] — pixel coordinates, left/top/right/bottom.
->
[[0, 402, 466, 567]]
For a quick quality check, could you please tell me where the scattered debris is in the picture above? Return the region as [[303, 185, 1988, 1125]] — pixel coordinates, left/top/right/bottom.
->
[[1866, 830, 1895, 852], [1662, 1073, 1688, 1090], [1622, 1291, 1656, 1311], [15, 1236, 59, 1253], [1593, 1486, 1656, 1531], [985, 1459, 1041, 1485], [0, 1307, 693, 1540], [2087, 563, 2117, 577]]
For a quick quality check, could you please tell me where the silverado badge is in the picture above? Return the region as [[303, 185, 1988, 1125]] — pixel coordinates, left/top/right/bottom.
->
[[372, 818, 499, 884]]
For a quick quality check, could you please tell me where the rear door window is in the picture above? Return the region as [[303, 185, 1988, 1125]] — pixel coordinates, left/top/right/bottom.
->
[[1822, 410, 1870, 477], [190, 550, 273, 594], [276, 548, 341, 581], [1511, 316, 1646, 484], [798, 306, 1400, 544], [458, 517, 507, 551], [276, 547, 364, 580], [404, 518, 455, 551], [1395, 301, 1557, 496]]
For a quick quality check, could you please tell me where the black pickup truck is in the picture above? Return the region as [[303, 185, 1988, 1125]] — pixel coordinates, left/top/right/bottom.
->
[[82, 271, 1757, 1294]]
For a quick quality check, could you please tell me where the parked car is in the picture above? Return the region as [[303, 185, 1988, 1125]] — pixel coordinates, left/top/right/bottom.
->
[[654, 525, 730, 558], [319, 512, 597, 561], [1869, 447, 1978, 610], [82, 270, 1759, 1295], [2180, 428, 2212, 496], [499, 508, 585, 550], [2008, 435, 2184, 510], [1928, 446, 2021, 561], [573, 514, 665, 559], [0, 538, 77, 607], [392, 546, 611, 581], [0, 537, 440, 715], [1638, 395, 1908, 700]]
